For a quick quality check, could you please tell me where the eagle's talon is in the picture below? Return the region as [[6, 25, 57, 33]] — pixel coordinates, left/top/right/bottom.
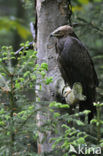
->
[[64, 90, 72, 97]]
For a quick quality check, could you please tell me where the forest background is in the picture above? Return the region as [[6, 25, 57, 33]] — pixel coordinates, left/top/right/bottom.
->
[[0, 0, 103, 155]]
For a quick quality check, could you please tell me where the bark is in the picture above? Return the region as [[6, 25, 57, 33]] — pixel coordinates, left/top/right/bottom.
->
[[36, 0, 69, 100], [36, 0, 69, 154]]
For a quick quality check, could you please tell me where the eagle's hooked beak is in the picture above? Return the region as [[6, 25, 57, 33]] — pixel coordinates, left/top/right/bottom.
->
[[50, 31, 57, 38], [50, 30, 59, 38], [50, 32, 60, 38]]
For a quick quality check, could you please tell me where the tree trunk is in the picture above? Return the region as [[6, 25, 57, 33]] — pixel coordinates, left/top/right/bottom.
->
[[36, 0, 69, 154]]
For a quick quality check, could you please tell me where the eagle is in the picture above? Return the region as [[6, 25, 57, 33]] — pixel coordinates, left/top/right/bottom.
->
[[50, 25, 98, 122]]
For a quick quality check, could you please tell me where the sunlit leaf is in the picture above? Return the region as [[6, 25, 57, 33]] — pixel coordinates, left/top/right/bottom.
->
[[78, 0, 89, 4], [72, 6, 82, 12], [0, 17, 31, 39]]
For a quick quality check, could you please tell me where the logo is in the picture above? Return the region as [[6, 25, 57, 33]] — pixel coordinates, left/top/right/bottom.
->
[[69, 144, 101, 155], [69, 145, 77, 154]]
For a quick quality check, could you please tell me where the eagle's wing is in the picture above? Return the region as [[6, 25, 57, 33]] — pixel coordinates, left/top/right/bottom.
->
[[58, 36, 98, 90]]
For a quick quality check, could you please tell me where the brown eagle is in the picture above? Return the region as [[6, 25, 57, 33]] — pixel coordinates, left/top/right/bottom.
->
[[50, 25, 98, 122]]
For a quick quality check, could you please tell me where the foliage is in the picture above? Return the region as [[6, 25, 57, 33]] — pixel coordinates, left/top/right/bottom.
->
[[1, 43, 102, 155], [0, 0, 34, 49], [49, 102, 103, 156], [22, 0, 34, 9], [0, 42, 51, 155], [0, 17, 31, 39], [0, 0, 103, 155]]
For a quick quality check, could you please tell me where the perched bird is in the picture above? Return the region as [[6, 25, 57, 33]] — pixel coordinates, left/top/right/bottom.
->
[[50, 25, 99, 122]]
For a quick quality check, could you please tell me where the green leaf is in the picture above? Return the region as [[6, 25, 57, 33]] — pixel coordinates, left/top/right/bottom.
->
[[2, 57, 8, 61], [0, 108, 5, 114], [41, 63, 48, 71], [76, 120, 84, 126], [2, 52, 8, 56], [49, 101, 61, 107], [40, 71, 46, 77], [83, 110, 91, 115], [19, 78, 24, 82], [60, 104, 69, 108], [0, 121, 5, 126], [77, 137, 85, 144], [31, 75, 36, 80], [24, 71, 30, 77], [45, 77, 53, 85], [90, 119, 97, 124], [61, 124, 69, 129], [96, 122, 100, 126], [78, 0, 89, 4], [54, 112, 60, 118], [15, 82, 21, 89], [7, 131, 10, 136], [33, 64, 39, 71]]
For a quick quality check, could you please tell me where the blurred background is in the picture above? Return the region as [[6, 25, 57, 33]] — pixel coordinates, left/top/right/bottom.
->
[[0, 0, 103, 101], [0, 0, 34, 51]]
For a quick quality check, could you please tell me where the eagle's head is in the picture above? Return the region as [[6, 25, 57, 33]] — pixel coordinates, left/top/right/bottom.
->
[[50, 25, 73, 38]]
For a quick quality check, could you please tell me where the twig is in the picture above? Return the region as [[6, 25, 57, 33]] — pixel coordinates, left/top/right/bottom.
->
[[77, 17, 103, 33], [15, 108, 40, 134]]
